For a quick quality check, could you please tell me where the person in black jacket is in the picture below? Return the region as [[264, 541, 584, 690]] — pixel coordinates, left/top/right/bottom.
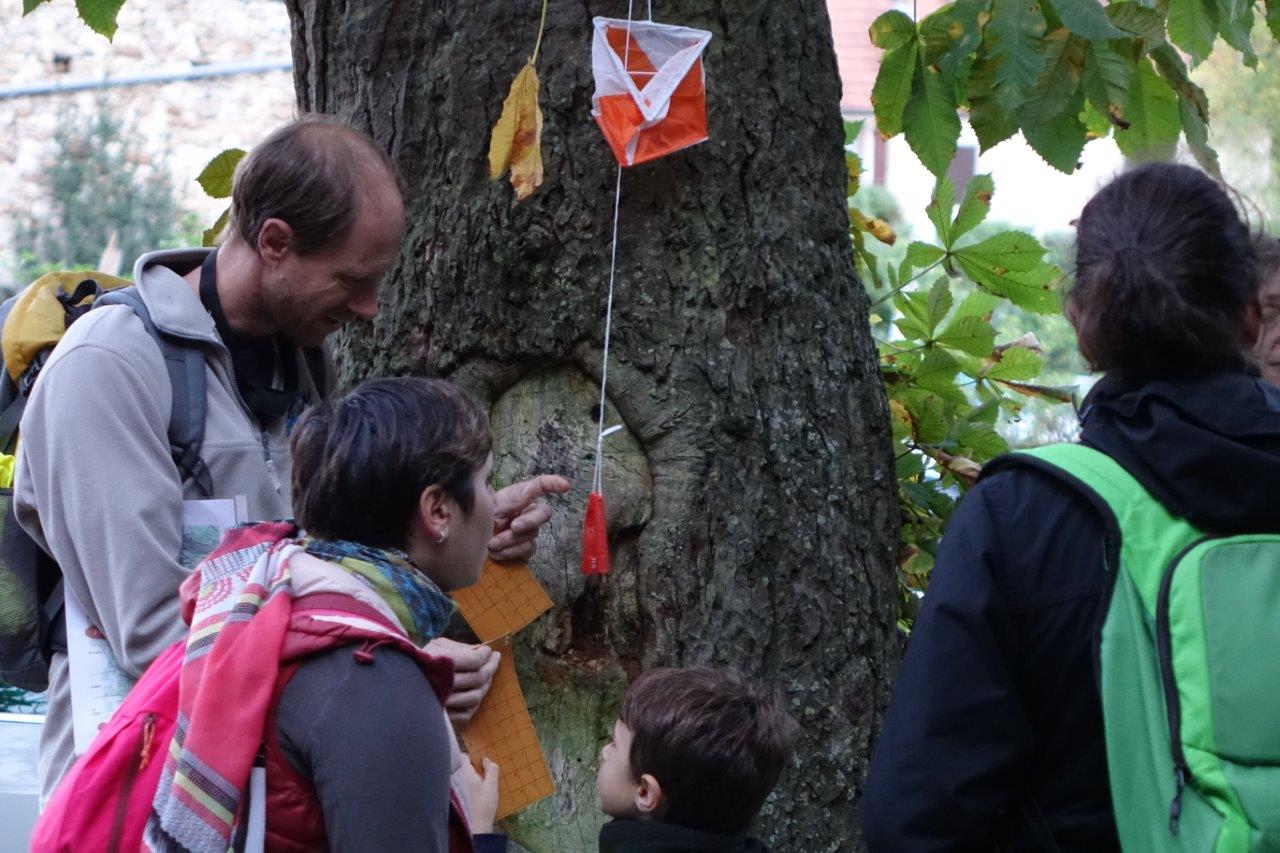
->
[[860, 162, 1280, 851]]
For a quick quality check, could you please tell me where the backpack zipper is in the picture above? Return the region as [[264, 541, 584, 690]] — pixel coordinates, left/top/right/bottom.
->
[[1155, 535, 1211, 835], [108, 712, 157, 852]]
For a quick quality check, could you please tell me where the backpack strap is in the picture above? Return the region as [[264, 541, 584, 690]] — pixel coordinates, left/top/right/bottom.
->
[[0, 294, 25, 454], [982, 443, 1202, 610], [96, 288, 213, 498]]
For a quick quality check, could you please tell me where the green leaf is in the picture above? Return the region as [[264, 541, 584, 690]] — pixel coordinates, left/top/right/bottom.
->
[[926, 177, 957, 247], [844, 119, 866, 146], [74, 0, 126, 38], [1218, 0, 1257, 67], [986, 0, 1048, 113], [197, 148, 246, 199], [872, 40, 920, 138], [899, 241, 947, 279], [1150, 44, 1209, 123], [937, 314, 998, 356], [203, 207, 231, 247], [870, 10, 918, 50], [1179, 97, 1221, 176], [896, 452, 926, 479], [1020, 28, 1086, 129], [1023, 102, 1088, 172], [22, 0, 50, 13], [956, 422, 1009, 459], [954, 232, 1060, 313], [967, 56, 1020, 152], [1114, 60, 1181, 160], [984, 346, 1046, 380], [1267, 0, 1280, 41], [1106, 2, 1168, 50], [915, 347, 962, 391], [1166, 0, 1218, 66], [899, 391, 951, 443], [952, 174, 995, 243], [1081, 100, 1112, 137], [904, 59, 962, 177], [954, 290, 1001, 321], [953, 231, 1048, 271], [1044, 0, 1127, 39], [902, 545, 936, 579], [923, 278, 954, 337], [919, 0, 988, 71], [895, 278, 954, 340], [1082, 42, 1133, 128]]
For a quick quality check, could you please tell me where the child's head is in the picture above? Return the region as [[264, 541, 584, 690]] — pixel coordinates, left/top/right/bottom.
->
[[596, 667, 798, 835], [290, 377, 494, 590]]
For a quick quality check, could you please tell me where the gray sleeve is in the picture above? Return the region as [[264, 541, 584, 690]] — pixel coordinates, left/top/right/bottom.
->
[[14, 335, 189, 677], [276, 645, 454, 853]]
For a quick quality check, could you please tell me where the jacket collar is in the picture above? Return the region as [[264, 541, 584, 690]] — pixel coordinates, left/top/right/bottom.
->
[[132, 247, 221, 344]]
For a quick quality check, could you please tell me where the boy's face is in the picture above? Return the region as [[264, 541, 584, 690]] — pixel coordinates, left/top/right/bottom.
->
[[597, 720, 645, 818]]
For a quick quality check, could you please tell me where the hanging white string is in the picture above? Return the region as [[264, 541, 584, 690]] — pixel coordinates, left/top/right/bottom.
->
[[592, 1, 638, 496]]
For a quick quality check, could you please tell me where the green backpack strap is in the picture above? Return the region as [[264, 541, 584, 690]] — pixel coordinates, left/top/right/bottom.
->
[[983, 444, 1202, 614]]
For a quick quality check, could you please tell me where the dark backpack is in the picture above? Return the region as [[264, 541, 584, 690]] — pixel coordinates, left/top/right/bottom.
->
[[0, 272, 211, 692]]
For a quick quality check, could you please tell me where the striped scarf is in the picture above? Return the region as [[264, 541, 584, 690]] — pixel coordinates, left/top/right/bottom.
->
[[301, 537, 455, 645], [144, 524, 454, 852]]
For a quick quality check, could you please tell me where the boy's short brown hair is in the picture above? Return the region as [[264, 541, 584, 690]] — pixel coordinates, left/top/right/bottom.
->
[[619, 667, 798, 834]]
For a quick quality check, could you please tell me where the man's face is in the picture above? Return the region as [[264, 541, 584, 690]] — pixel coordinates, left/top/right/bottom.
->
[[1255, 270, 1280, 388], [261, 181, 405, 346]]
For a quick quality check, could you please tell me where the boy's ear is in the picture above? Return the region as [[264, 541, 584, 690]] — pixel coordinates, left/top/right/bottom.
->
[[634, 773, 664, 817]]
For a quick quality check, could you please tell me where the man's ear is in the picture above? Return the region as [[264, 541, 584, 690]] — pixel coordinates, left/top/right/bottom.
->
[[634, 773, 664, 817], [256, 218, 295, 265]]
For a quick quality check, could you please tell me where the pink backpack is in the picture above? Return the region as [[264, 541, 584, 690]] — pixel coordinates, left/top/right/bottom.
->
[[30, 640, 184, 853]]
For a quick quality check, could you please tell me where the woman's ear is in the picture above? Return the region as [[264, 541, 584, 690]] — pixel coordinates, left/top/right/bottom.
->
[[416, 484, 451, 545], [1243, 297, 1263, 348], [634, 773, 664, 818], [1066, 300, 1098, 370]]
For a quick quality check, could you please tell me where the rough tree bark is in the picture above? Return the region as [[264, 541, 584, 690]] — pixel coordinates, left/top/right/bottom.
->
[[284, 1, 899, 848]]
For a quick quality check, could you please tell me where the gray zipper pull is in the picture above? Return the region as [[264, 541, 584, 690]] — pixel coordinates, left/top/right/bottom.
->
[[261, 434, 281, 492]]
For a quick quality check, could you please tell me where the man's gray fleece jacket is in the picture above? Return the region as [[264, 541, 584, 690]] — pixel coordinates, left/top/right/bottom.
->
[[14, 247, 325, 802]]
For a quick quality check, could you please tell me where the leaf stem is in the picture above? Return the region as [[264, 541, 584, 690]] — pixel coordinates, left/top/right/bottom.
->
[[531, 0, 552, 64], [869, 258, 947, 309]]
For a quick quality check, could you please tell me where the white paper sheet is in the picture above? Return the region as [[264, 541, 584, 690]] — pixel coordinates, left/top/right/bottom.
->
[[67, 497, 243, 753]]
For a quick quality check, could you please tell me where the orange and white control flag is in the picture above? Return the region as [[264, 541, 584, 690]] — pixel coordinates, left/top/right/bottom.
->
[[591, 17, 712, 167]]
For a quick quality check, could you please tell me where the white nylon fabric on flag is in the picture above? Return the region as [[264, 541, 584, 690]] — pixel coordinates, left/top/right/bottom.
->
[[590, 17, 712, 163]]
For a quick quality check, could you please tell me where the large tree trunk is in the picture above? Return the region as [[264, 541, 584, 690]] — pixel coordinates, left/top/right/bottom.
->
[[285, 1, 899, 848]]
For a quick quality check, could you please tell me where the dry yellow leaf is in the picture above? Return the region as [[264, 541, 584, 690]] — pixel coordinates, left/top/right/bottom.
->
[[852, 208, 897, 246], [487, 62, 544, 201]]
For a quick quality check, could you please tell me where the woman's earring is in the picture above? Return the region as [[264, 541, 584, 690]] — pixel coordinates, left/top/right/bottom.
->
[[437, 531, 447, 544]]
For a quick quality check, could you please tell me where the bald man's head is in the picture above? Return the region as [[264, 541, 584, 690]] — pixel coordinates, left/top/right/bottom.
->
[[229, 115, 405, 256]]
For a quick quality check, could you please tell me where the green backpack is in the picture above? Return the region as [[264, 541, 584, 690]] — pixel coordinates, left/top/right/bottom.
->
[[990, 444, 1280, 851]]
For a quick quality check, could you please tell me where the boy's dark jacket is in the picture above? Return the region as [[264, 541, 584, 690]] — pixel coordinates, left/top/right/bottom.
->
[[860, 372, 1280, 851], [599, 818, 768, 852]]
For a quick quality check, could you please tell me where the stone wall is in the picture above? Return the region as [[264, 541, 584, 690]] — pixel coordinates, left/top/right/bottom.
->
[[0, 0, 297, 279]]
